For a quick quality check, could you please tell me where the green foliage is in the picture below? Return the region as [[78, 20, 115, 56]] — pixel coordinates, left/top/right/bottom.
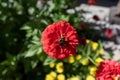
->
[[0, 0, 111, 80]]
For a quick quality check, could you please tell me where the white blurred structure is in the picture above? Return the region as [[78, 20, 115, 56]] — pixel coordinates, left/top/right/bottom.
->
[[76, 4, 110, 22]]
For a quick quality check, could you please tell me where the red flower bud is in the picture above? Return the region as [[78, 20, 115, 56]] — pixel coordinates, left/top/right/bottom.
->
[[105, 28, 114, 38], [88, 0, 96, 5], [93, 15, 100, 21]]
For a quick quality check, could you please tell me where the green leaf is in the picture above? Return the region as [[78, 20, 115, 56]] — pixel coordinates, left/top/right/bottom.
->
[[36, 47, 42, 55], [21, 25, 31, 30], [61, 15, 70, 21], [33, 29, 38, 35], [88, 56, 97, 66], [86, 44, 91, 56], [1, 2, 7, 7], [79, 56, 88, 63], [41, 20, 49, 25], [24, 46, 38, 57], [43, 56, 56, 65], [28, 7, 35, 15], [2, 69, 8, 75], [93, 51, 99, 59], [98, 40, 103, 49], [39, 52, 47, 62], [31, 60, 38, 69], [31, 40, 40, 45]]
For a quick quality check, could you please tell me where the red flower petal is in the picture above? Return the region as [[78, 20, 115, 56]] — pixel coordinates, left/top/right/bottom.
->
[[105, 28, 114, 38], [88, 0, 96, 5], [41, 21, 79, 60], [96, 60, 120, 80]]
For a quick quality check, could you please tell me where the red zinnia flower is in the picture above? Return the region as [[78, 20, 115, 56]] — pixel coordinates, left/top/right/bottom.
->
[[41, 21, 79, 60], [88, 0, 96, 5], [96, 60, 120, 80], [93, 15, 100, 21], [105, 28, 114, 38]]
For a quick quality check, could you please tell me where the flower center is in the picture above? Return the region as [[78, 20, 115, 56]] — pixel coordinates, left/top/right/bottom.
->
[[114, 75, 120, 80], [59, 35, 67, 46]]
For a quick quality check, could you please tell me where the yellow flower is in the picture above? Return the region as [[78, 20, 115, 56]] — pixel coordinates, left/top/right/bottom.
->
[[45, 74, 54, 80], [50, 71, 57, 78], [86, 39, 90, 44], [76, 54, 82, 60], [81, 59, 89, 66], [89, 66, 97, 76], [86, 75, 95, 80], [57, 74, 65, 80], [56, 62, 64, 73], [98, 49, 104, 55], [95, 57, 104, 64], [68, 76, 79, 80], [92, 42, 98, 50], [68, 56, 75, 63], [49, 63, 55, 68]]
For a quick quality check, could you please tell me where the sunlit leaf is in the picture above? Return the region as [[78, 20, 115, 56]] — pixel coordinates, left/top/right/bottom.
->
[[21, 25, 31, 30], [43, 56, 56, 65]]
